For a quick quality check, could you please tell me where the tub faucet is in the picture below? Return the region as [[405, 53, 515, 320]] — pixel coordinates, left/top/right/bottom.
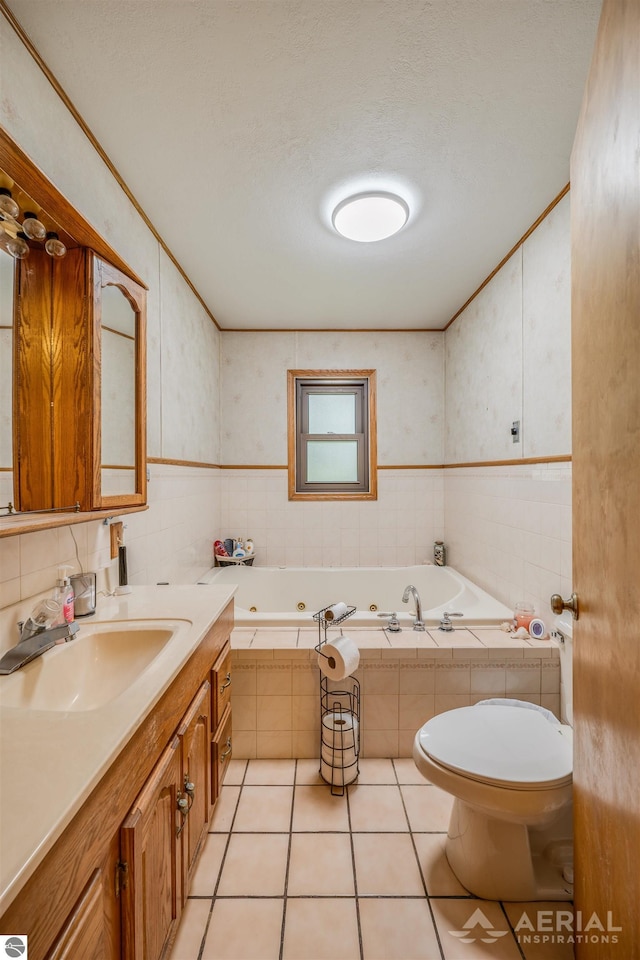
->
[[402, 585, 425, 631], [0, 619, 79, 675]]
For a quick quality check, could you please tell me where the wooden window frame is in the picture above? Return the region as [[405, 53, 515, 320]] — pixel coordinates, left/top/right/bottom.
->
[[287, 370, 377, 501]]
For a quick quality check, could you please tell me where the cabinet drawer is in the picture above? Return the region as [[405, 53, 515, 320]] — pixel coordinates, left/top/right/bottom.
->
[[211, 706, 232, 801], [211, 643, 232, 728]]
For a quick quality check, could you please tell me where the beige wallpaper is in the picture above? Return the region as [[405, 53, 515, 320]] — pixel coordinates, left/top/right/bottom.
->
[[160, 249, 221, 463], [0, 14, 221, 465], [522, 194, 571, 456], [221, 331, 444, 466], [445, 252, 523, 463], [445, 192, 571, 463]]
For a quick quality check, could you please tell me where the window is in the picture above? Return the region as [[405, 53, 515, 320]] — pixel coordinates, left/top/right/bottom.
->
[[287, 370, 377, 500]]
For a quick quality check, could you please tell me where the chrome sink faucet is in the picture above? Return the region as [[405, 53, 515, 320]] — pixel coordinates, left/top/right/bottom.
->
[[402, 584, 425, 631], [0, 615, 79, 675]]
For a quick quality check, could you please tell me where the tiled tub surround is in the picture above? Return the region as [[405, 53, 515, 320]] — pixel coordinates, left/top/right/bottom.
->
[[230, 628, 561, 760]]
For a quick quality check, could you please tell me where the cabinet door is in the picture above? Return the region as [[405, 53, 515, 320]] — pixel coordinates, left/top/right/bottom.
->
[[212, 706, 233, 804], [212, 642, 232, 730], [120, 738, 182, 960], [46, 869, 107, 960], [179, 681, 212, 896]]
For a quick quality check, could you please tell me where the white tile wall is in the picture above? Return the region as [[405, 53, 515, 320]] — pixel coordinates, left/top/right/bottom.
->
[[444, 461, 572, 623], [0, 463, 221, 647], [219, 468, 444, 568]]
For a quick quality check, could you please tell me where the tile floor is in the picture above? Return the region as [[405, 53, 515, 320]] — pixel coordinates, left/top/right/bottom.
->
[[169, 759, 574, 960]]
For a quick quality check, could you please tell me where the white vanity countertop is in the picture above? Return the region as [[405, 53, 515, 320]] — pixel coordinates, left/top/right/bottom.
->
[[0, 584, 236, 915]]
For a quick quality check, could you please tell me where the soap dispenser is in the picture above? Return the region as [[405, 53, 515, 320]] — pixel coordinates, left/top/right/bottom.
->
[[53, 567, 75, 623]]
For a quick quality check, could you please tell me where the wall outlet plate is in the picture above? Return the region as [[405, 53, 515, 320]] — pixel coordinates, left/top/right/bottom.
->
[[511, 420, 521, 443]]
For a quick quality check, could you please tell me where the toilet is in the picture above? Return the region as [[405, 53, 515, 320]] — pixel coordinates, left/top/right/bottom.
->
[[413, 701, 573, 901]]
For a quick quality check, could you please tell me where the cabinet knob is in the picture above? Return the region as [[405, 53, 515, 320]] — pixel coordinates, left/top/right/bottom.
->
[[220, 737, 232, 762], [184, 776, 195, 799]]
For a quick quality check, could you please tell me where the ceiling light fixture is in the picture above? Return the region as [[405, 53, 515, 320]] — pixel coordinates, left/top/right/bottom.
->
[[332, 192, 409, 243]]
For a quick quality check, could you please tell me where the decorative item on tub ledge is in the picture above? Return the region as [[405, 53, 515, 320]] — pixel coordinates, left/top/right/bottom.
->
[[213, 537, 256, 567]]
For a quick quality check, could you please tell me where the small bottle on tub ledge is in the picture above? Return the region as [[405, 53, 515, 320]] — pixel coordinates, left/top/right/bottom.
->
[[433, 541, 446, 566]]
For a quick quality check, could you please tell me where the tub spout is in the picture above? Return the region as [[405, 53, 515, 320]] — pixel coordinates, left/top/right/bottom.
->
[[402, 584, 425, 631]]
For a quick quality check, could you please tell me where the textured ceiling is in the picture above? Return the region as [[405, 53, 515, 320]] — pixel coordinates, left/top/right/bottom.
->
[[7, 0, 601, 330]]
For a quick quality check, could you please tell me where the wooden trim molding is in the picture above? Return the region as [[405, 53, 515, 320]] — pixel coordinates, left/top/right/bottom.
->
[[444, 183, 571, 331], [225, 327, 443, 333], [0, 504, 148, 539], [444, 455, 571, 469], [0, 2, 220, 331], [147, 457, 221, 470], [220, 464, 286, 470], [156, 456, 572, 472]]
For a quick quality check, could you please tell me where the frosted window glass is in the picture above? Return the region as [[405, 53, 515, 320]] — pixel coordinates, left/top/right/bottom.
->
[[306, 441, 359, 483], [308, 393, 356, 434]]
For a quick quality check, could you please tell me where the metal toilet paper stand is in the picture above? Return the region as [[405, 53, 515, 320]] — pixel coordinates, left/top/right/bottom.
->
[[314, 603, 360, 796]]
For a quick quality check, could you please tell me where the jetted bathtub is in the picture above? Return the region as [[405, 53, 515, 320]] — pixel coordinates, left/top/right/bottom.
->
[[198, 564, 512, 628]]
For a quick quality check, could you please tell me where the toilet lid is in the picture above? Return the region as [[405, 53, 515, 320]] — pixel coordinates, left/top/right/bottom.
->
[[417, 706, 572, 789]]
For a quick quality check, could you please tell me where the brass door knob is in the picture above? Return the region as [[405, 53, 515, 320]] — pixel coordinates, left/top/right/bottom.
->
[[550, 592, 579, 620]]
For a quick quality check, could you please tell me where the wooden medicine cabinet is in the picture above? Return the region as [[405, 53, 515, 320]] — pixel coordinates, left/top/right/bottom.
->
[[0, 129, 147, 520]]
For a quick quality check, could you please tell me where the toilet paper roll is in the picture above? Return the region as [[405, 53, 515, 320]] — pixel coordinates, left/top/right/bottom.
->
[[324, 601, 348, 622], [322, 743, 358, 767], [321, 712, 359, 754], [321, 757, 358, 787], [317, 635, 360, 680]]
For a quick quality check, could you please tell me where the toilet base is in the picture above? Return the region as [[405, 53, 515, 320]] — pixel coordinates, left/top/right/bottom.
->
[[446, 798, 574, 901]]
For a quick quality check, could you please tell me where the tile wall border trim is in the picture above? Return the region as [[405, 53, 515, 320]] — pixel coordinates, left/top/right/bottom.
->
[[190, 457, 572, 471]]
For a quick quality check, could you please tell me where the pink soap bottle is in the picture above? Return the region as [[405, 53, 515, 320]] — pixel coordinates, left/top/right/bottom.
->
[[53, 567, 75, 623]]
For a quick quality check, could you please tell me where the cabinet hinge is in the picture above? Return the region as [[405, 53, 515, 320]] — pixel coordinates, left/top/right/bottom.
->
[[115, 859, 129, 896]]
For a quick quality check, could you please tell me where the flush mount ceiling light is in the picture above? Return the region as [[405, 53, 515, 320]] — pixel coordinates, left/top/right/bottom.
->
[[332, 192, 409, 243]]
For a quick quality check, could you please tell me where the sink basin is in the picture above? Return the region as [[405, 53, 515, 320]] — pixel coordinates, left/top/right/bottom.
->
[[0, 620, 185, 712]]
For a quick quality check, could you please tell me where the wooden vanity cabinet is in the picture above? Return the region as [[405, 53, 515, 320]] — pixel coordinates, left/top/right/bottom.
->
[[47, 870, 107, 960], [179, 681, 213, 896], [120, 740, 183, 960], [211, 642, 233, 803], [0, 600, 233, 960]]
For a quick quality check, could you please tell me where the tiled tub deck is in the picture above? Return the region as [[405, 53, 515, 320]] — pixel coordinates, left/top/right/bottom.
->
[[230, 627, 561, 759]]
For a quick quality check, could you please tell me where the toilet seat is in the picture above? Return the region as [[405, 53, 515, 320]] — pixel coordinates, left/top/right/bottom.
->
[[417, 705, 572, 790]]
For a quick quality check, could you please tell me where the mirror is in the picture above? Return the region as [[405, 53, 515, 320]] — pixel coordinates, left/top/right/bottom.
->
[[101, 284, 137, 497]]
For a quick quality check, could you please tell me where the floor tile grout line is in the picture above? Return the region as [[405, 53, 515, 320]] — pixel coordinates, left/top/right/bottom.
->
[[196, 764, 248, 960], [346, 782, 365, 960], [394, 759, 447, 960], [499, 900, 527, 960], [278, 759, 298, 960]]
